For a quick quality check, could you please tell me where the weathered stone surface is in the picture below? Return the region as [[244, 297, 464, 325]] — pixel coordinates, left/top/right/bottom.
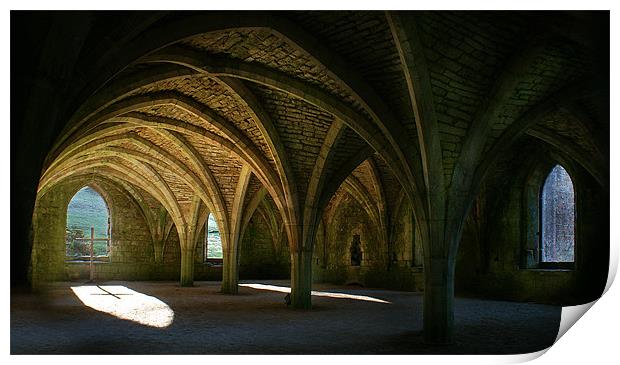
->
[[182, 28, 362, 114], [456, 137, 608, 304], [20, 11, 607, 349], [249, 83, 334, 202], [128, 74, 275, 162], [290, 11, 419, 144], [240, 209, 290, 279]]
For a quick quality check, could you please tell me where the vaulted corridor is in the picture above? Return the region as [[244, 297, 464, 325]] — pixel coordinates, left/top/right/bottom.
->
[[11, 11, 609, 353]]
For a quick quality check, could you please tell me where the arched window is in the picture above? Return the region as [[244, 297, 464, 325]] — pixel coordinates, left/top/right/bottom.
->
[[66, 186, 110, 259], [350, 234, 362, 266], [540, 165, 575, 263], [203, 214, 223, 261]]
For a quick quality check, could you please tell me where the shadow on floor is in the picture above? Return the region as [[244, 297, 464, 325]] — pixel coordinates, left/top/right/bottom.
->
[[11, 280, 561, 355]]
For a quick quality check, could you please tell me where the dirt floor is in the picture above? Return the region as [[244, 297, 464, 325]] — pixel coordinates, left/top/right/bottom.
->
[[10, 280, 561, 354]]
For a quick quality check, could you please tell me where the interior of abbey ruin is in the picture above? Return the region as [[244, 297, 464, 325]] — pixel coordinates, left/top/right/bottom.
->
[[11, 10, 610, 354]]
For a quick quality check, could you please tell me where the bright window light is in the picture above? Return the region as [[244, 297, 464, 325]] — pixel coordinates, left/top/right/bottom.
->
[[70, 285, 174, 328], [239, 283, 391, 304]]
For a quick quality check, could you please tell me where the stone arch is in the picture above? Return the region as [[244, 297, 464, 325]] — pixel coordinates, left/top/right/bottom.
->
[[37, 26, 427, 306], [30, 172, 161, 287], [13, 12, 607, 348], [521, 149, 581, 270], [540, 164, 576, 264], [140, 48, 419, 203], [64, 183, 112, 259]]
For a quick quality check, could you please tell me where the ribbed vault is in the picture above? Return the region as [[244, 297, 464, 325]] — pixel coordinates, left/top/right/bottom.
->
[[22, 11, 607, 346]]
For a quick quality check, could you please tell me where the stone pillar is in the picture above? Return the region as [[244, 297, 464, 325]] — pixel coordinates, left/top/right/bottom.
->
[[221, 246, 239, 294], [290, 249, 313, 309], [153, 238, 164, 264], [423, 257, 455, 344], [221, 163, 251, 294], [179, 248, 195, 287]]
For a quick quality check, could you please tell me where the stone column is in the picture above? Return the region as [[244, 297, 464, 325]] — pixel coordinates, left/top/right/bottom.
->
[[153, 237, 164, 264], [290, 248, 313, 309], [220, 163, 251, 295], [221, 245, 239, 294], [179, 247, 195, 287], [423, 257, 455, 344]]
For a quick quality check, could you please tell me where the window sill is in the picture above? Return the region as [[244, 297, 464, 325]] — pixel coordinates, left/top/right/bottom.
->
[[521, 268, 574, 272], [65, 258, 110, 264], [201, 259, 223, 267]]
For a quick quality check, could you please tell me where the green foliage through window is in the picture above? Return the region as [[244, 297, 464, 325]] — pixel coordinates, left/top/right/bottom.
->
[[66, 186, 110, 258], [205, 214, 223, 259]]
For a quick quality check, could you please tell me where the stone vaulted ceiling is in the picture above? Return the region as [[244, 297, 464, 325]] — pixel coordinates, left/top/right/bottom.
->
[[36, 11, 608, 259]]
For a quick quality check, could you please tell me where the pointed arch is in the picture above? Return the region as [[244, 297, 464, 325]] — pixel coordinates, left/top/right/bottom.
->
[[65, 185, 111, 258], [540, 164, 576, 264]]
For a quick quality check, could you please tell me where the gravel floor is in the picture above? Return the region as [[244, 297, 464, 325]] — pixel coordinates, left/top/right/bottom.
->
[[10, 280, 560, 354]]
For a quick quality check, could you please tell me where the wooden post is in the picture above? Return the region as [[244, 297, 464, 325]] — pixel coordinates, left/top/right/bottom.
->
[[89, 226, 94, 282]]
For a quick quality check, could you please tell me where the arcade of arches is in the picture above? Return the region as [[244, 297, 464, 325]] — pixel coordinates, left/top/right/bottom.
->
[[12, 11, 609, 352]]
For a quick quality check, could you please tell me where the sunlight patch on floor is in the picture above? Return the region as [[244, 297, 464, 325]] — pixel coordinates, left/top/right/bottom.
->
[[239, 283, 391, 304], [70, 285, 174, 328]]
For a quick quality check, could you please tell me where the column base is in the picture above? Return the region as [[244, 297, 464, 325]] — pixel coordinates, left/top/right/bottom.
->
[[290, 249, 313, 309], [179, 248, 195, 288], [423, 258, 455, 345], [220, 282, 239, 295]]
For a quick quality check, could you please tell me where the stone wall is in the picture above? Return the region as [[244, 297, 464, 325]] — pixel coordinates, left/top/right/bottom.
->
[[314, 192, 424, 291], [455, 140, 609, 305], [32, 177, 152, 285], [239, 212, 290, 279], [30, 138, 606, 306], [31, 178, 74, 285], [30, 176, 223, 286]]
